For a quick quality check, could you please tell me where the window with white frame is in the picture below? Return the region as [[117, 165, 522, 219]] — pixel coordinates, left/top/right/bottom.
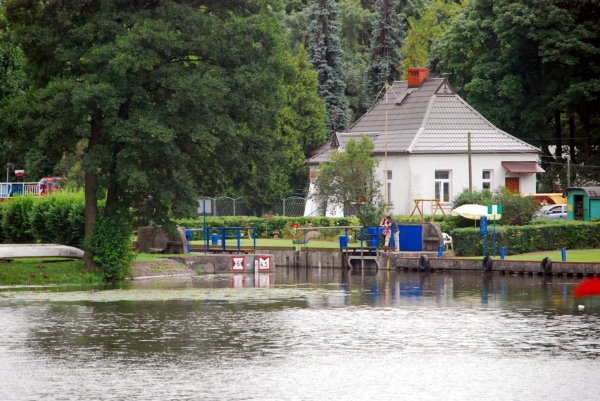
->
[[482, 170, 492, 190], [435, 171, 451, 202]]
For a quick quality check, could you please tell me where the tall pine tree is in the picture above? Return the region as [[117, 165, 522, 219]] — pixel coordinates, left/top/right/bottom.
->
[[365, 0, 405, 105], [307, 0, 349, 140]]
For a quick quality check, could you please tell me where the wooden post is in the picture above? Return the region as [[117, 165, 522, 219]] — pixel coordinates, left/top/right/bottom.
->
[[468, 132, 472, 192]]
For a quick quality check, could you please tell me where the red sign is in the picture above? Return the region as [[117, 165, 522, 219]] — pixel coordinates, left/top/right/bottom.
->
[[231, 256, 245, 271], [257, 256, 272, 271]]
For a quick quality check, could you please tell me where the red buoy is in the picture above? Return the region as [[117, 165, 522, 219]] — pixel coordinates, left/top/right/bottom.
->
[[574, 278, 600, 299]]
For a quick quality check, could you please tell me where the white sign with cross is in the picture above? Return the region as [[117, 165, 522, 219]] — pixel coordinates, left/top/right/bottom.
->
[[231, 256, 245, 271]]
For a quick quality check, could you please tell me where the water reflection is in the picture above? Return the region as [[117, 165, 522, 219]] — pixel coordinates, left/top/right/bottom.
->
[[1, 268, 600, 400]]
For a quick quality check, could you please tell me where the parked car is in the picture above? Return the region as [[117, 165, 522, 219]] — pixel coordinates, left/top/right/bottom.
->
[[536, 204, 567, 219]]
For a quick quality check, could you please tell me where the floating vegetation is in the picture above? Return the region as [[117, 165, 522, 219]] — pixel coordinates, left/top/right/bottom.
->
[[0, 287, 313, 303]]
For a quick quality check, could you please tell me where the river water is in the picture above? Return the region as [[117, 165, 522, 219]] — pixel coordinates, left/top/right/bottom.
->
[[1, 267, 600, 401]]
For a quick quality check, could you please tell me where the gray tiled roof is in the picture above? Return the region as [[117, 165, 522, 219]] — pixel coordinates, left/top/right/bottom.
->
[[305, 77, 540, 165]]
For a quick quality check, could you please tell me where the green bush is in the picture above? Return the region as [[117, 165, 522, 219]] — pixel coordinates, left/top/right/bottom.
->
[[452, 220, 600, 256], [0, 192, 86, 246], [88, 212, 134, 281], [1, 195, 36, 243], [29, 192, 86, 246], [451, 187, 538, 227]]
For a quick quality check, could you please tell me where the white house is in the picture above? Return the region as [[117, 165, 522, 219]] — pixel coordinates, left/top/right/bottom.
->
[[305, 68, 544, 216]]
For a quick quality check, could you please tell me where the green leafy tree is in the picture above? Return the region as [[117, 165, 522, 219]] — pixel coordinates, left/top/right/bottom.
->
[[400, 0, 464, 75], [278, 47, 328, 196], [0, 9, 26, 180], [365, 0, 405, 105], [311, 135, 387, 225], [338, 0, 374, 120], [307, 0, 350, 139], [2, 0, 289, 269], [432, 0, 600, 187]]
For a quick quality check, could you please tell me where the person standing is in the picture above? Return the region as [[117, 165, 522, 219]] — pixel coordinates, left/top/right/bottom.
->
[[386, 214, 399, 251], [380, 215, 391, 246]]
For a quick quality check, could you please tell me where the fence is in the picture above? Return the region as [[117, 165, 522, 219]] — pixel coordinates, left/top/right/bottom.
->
[[0, 182, 40, 198], [199, 196, 307, 217]]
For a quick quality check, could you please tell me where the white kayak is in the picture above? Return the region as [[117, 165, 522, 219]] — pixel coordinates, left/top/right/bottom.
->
[[0, 244, 84, 259]]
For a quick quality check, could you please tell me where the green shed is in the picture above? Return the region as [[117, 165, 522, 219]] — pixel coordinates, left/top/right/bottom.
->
[[562, 187, 600, 221]]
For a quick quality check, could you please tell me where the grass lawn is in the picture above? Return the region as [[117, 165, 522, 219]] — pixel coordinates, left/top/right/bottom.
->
[[461, 249, 600, 263], [500, 249, 600, 263], [0, 258, 100, 286]]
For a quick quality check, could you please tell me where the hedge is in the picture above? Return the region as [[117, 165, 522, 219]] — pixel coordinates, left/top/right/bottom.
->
[[451, 220, 600, 256], [0, 192, 86, 247]]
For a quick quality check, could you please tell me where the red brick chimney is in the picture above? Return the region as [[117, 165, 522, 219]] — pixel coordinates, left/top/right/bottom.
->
[[407, 67, 429, 87]]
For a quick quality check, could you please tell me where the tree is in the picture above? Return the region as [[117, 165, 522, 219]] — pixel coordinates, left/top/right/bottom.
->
[[0, 9, 26, 180], [307, 0, 350, 139], [365, 0, 405, 105], [311, 135, 387, 225], [432, 0, 600, 188], [400, 0, 463, 76], [277, 47, 328, 196], [338, 0, 374, 121], [1, 0, 290, 270]]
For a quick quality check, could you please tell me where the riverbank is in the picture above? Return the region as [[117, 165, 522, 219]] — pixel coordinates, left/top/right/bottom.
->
[[0, 256, 194, 285]]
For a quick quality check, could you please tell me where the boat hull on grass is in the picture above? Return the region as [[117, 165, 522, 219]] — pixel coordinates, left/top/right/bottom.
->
[[0, 244, 84, 259]]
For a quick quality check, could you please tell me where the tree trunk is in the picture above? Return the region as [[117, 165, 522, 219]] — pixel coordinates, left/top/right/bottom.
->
[[105, 144, 120, 217], [84, 108, 102, 272]]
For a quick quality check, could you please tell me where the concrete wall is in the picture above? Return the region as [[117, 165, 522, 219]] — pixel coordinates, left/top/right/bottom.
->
[[174, 250, 600, 276]]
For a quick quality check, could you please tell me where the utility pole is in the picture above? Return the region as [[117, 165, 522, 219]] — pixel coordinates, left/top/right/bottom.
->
[[6, 163, 13, 183], [468, 132, 472, 192], [565, 155, 570, 188]]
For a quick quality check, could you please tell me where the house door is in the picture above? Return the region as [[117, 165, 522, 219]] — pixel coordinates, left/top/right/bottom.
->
[[505, 177, 520, 193]]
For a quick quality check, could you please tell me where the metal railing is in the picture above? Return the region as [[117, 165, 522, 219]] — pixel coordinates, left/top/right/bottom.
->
[[0, 182, 40, 198]]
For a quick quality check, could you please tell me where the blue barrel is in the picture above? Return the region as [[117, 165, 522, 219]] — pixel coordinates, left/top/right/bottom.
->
[[369, 236, 379, 248], [339, 235, 348, 249], [185, 229, 193, 253], [367, 227, 383, 235], [211, 233, 219, 245]]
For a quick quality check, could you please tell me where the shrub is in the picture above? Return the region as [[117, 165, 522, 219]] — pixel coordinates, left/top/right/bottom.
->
[[451, 187, 538, 227], [29, 191, 86, 246], [452, 220, 600, 256], [88, 212, 134, 281], [1, 195, 36, 243]]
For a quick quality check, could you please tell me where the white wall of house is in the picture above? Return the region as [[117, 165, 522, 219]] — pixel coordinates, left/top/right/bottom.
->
[[375, 153, 539, 216]]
